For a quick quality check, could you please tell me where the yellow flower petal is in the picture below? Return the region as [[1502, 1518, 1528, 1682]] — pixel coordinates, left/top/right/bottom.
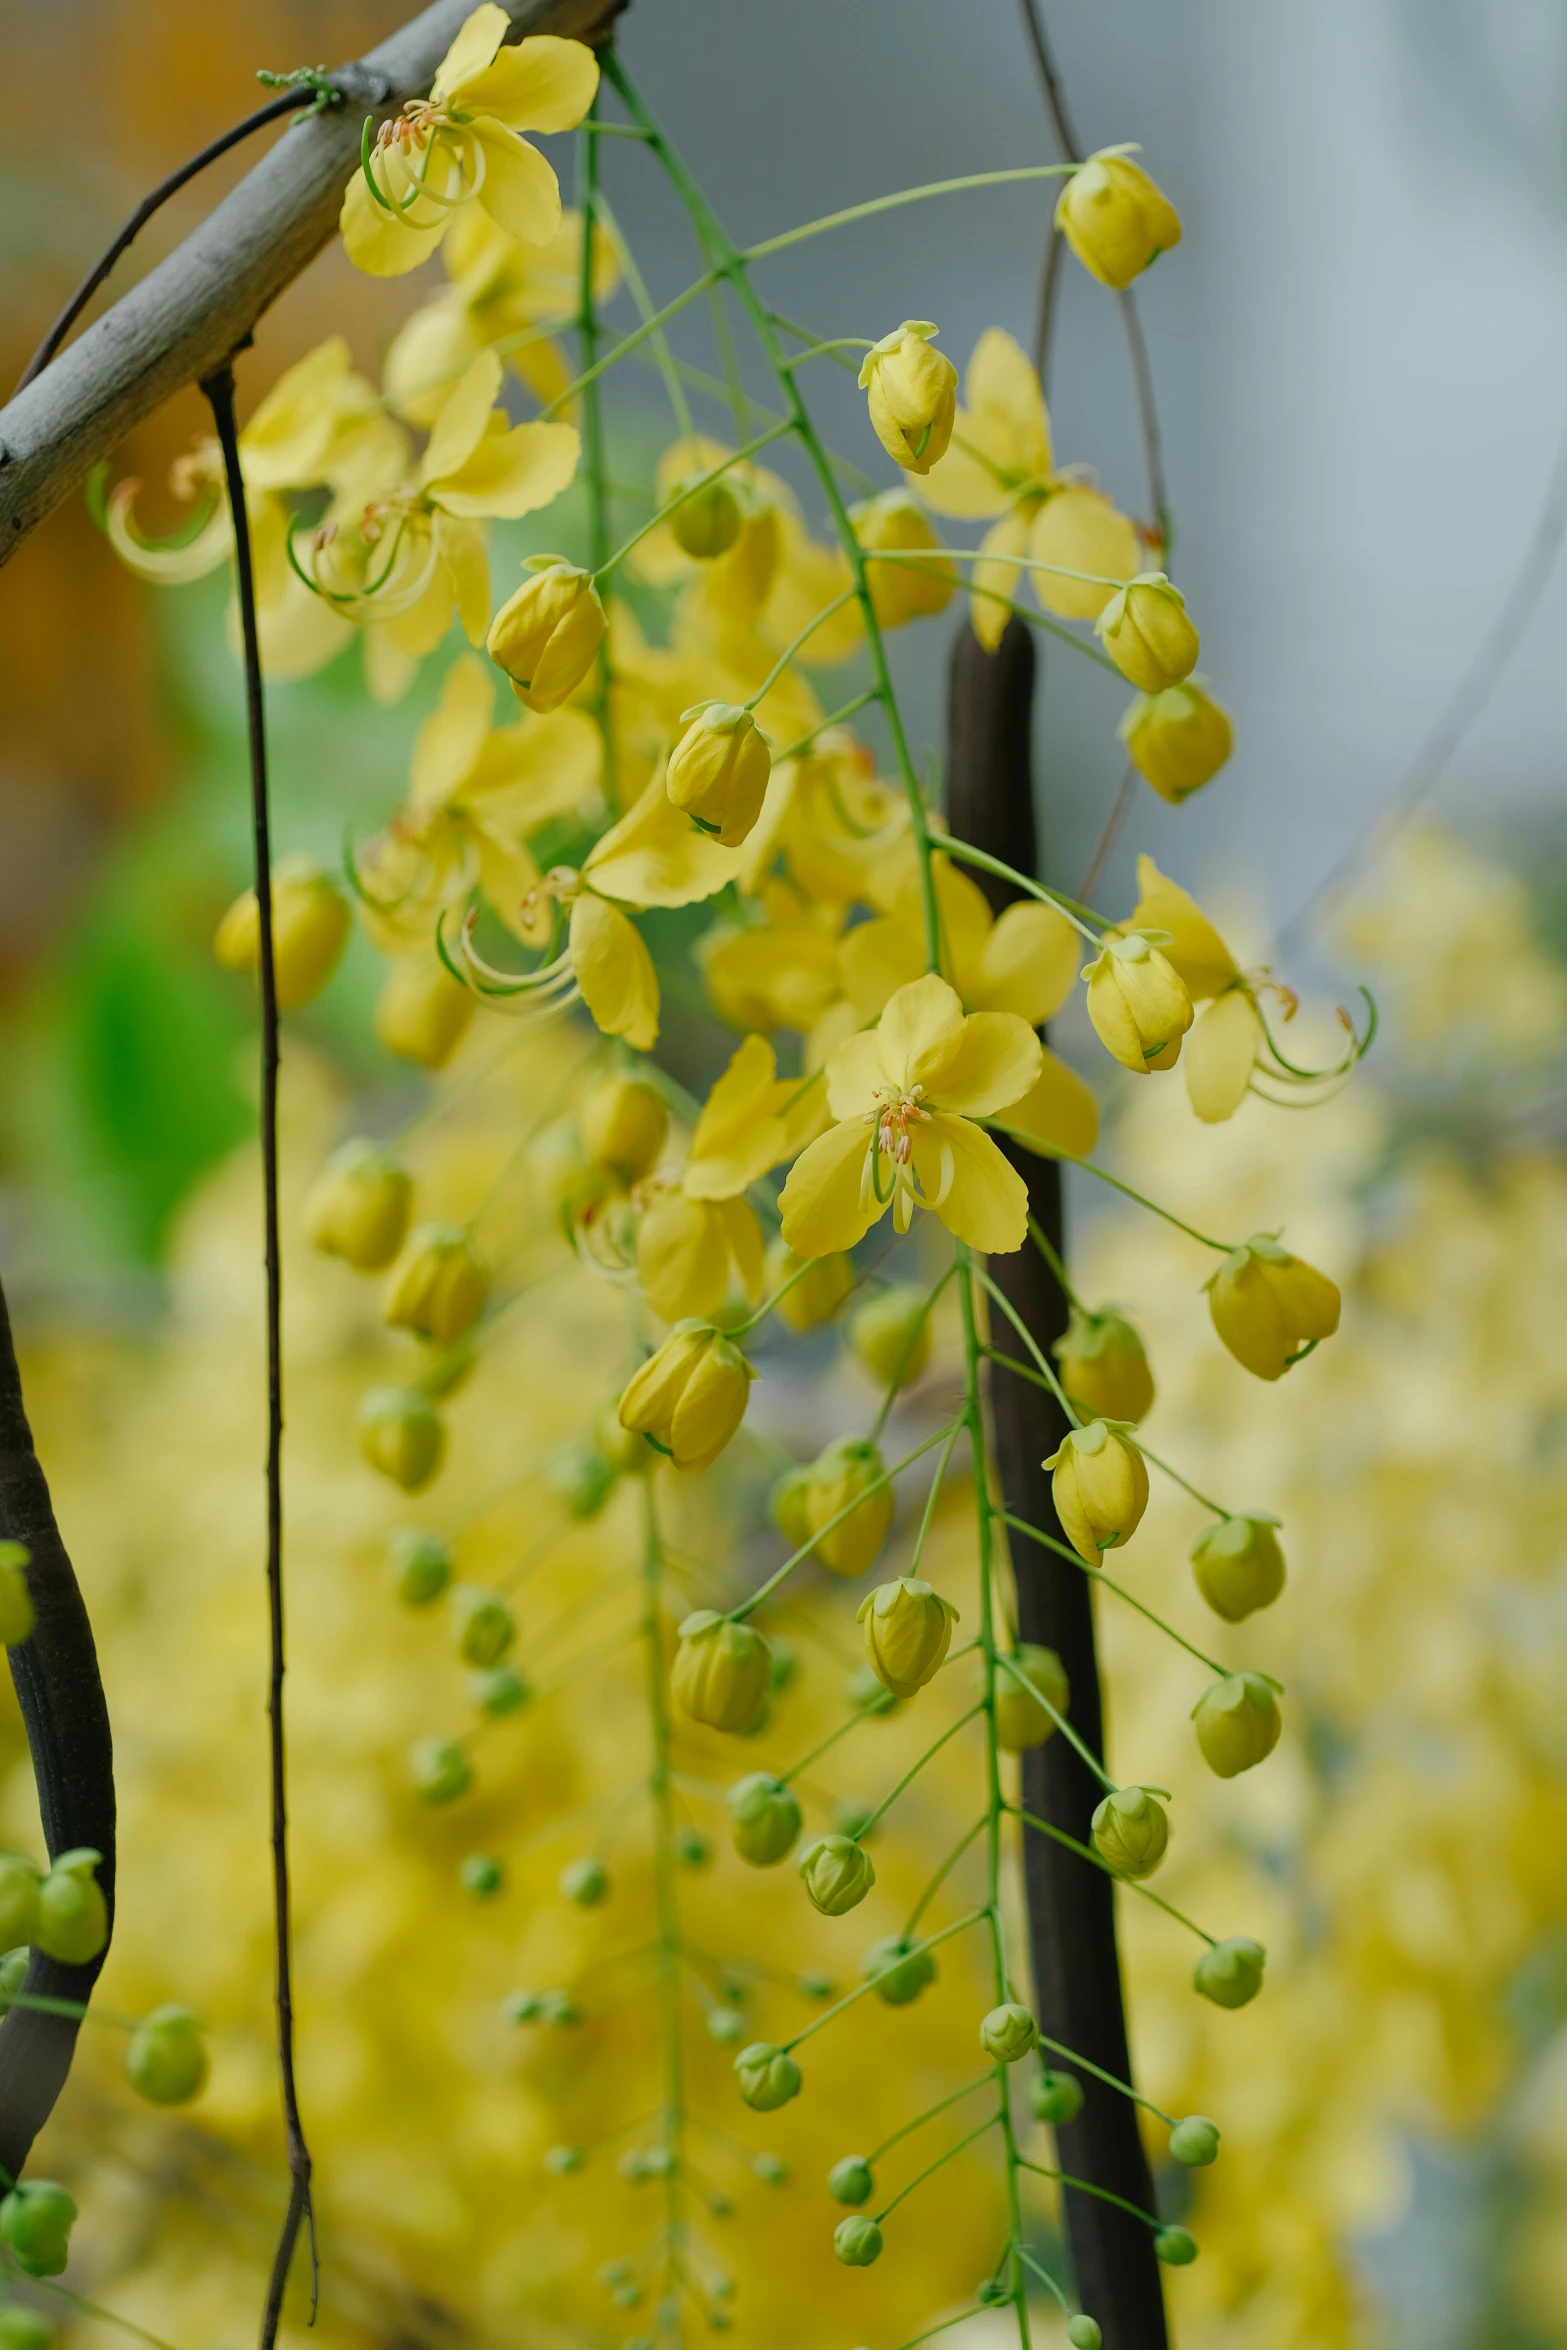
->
[[719, 1196, 766, 1306], [684, 1035, 787, 1200], [340, 167, 448, 277], [1030, 487, 1141, 622], [1185, 989, 1261, 1123], [911, 1114, 1029, 1251], [383, 298, 481, 431], [410, 654, 493, 810], [1129, 854, 1238, 999], [922, 1011, 1043, 1119], [921, 329, 1051, 519], [570, 893, 658, 1048], [876, 974, 967, 1095], [459, 705, 602, 828], [585, 772, 742, 909], [239, 336, 354, 489], [454, 35, 601, 131], [421, 352, 503, 485], [471, 120, 562, 247], [778, 1120, 880, 1257], [431, 417, 580, 520], [991, 1050, 1099, 1158], [839, 913, 925, 1023], [970, 510, 1029, 652], [433, 511, 492, 645], [823, 1031, 886, 1124], [431, 3, 509, 103], [968, 901, 1079, 1022], [469, 823, 543, 940], [637, 1192, 731, 1323]]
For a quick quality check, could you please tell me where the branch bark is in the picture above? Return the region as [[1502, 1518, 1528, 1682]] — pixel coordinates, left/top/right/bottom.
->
[[946, 616, 1169, 2350], [0, 0, 626, 571]]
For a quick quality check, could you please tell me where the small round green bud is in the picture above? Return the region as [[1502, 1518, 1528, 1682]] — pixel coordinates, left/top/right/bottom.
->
[[126, 2004, 208, 2105], [767, 1644, 798, 1693], [833, 1799, 876, 1843], [543, 2144, 584, 2175], [1090, 1787, 1169, 1878], [706, 2007, 744, 2046], [560, 1858, 609, 1907], [670, 474, 743, 561], [833, 2215, 882, 2267], [34, 1848, 107, 1965], [1168, 2115, 1221, 2167], [803, 1438, 894, 1577], [386, 1529, 451, 1608], [733, 2043, 802, 2112], [451, 1586, 516, 1669], [0, 1948, 29, 2011], [708, 2192, 733, 2217], [459, 1854, 504, 1899], [1154, 2226, 1198, 2267], [1193, 1937, 1265, 2010], [1029, 2069, 1083, 2126], [540, 1990, 581, 2025], [798, 1834, 875, 1917], [0, 1543, 36, 1648], [1067, 2317, 1102, 2350], [848, 1285, 932, 1389], [829, 2156, 874, 2206], [861, 1935, 936, 2007], [750, 2153, 788, 2185], [0, 2182, 76, 2277], [618, 2150, 650, 2183], [1190, 1512, 1285, 1622], [769, 1465, 813, 1548], [548, 1446, 617, 1521], [611, 2281, 643, 2309], [845, 1662, 898, 1716], [409, 1737, 471, 1805], [707, 2310, 733, 2333], [710, 2273, 736, 2302], [642, 2147, 676, 2178], [470, 1664, 528, 1717], [1192, 1673, 1282, 1778], [0, 2305, 54, 2350], [358, 1385, 444, 1491], [676, 1827, 711, 1869], [797, 1971, 834, 2001], [727, 1773, 802, 1867], [979, 2002, 1038, 2064], [0, 1857, 41, 1952], [503, 1989, 543, 2024], [994, 1644, 1070, 1752]]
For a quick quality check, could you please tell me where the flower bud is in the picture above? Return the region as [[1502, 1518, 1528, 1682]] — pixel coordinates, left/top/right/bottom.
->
[[0, 1857, 40, 1950], [548, 1445, 617, 1520], [35, 1847, 107, 1965], [846, 1661, 899, 1717], [1067, 2319, 1102, 2350], [1090, 1787, 1168, 1878], [798, 1834, 875, 1917], [596, 1400, 654, 1478], [213, 855, 349, 1010], [708, 2006, 744, 2045], [1054, 1309, 1154, 1426], [375, 953, 476, 1069], [670, 473, 742, 561], [126, 2004, 208, 2105], [1193, 1936, 1266, 2010], [858, 323, 957, 475], [829, 2156, 874, 2207], [862, 1934, 936, 2007], [471, 1664, 528, 1716], [451, 1586, 515, 1669], [0, 1949, 29, 2012], [764, 1239, 854, 1333], [0, 2304, 54, 2350], [386, 1529, 451, 1607], [1055, 150, 1182, 290], [848, 1285, 933, 1388], [460, 1853, 503, 1898], [383, 1223, 488, 1348], [1169, 2115, 1220, 2167], [676, 1827, 710, 1869], [0, 2181, 76, 2277], [1191, 1513, 1285, 1622], [560, 1857, 609, 1906], [1119, 680, 1233, 804], [409, 1735, 471, 1804], [1193, 1673, 1282, 1778], [1095, 573, 1199, 694], [728, 1773, 802, 1867], [672, 1611, 771, 1734], [579, 1073, 669, 1183], [994, 1644, 1070, 1752], [833, 2215, 883, 2267], [1043, 1421, 1149, 1563], [1029, 2069, 1083, 2126], [979, 2002, 1039, 2064], [0, 1544, 33, 1650], [1206, 1237, 1341, 1382], [733, 2042, 801, 2111], [849, 490, 957, 628], [666, 704, 773, 849], [769, 1465, 813, 1547], [358, 1386, 445, 1491], [1083, 931, 1193, 1073], [804, 1439, 893, 1576], [487, 555, 606, 713], [304, 1139, 413, 1272], [619, 1324, 756, 1474], [1154, 2227, 1198, 2267], [857, 1578, 960, 1700]]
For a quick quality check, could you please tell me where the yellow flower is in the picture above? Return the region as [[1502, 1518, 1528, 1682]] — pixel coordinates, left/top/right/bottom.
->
[[487, 554, 606, 712], [304, 1141, 413, 1272], [1095, 571, 1200, 691], [840, 853, 1079, 1027], [859, 322, 958, 474], [618, 1324, 756, 1473], [1053, 1307, 1154, 1424], [1206, 1236, 1341, 1380], [213, 855, 350, 1010], [665, 704, 773, 847], [778, 974, 1043, 1255], [857, 1577, 961, 1699], [847, 491, 957, 628], [1081, 930, 1193, 1073], [341, 6, 599, 276], [382, 1224, 489, 1347], [1055, 149, 1182, 289], [1125, 855, 1265, 1123], [1119, 678, 1233, 803], [374, 950, 478, 1067], [701, 886, 848, 1043], [1043, 1419, 1149, 1561]]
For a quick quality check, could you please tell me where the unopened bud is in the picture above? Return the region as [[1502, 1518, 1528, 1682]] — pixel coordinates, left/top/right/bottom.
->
[[1154, 2227, 1198, 2267], [1095, 572, 1199, 693], [359, 1386, 445, 1491], [764, 1239, 854, 1333], [460, 1853, 504, 1898], [848, 1285, 932, 1388], [375, 952, 476, 1070], [383, 1223, 488, 1348], [1029, 2069, 1083, 2126], [543, 2143, 584, 2175], [1054, 1308, 1154, 1425], [1056, 150, 1182, 290], [670, 474, 742, 561], [471, 1664, 528, 1716], [408, 1735, 471, 1805], [0, 1545, 32, 1650], [799, 1834, 875, 1917], [560, 1857, 609, 1906], [213, 855, 349, 1010], [666, 704, 773, 849], [1119, 679, 1233, 804], [979, 2002, 1039, 2064], [0, 1857, 40, 1951], [126, 2005, 208, 2105], [733, 2042, 801, 2111], [858, 1577, 960, 1699], [862, 1934, 936, 2006], [304, 1139, 412, 1272], [1067, 2318, 1102, 2350], [833, 2214, 883, 2267], [672, 1612, 771, 1734], [579, 1072, 669, 1183], [0, 2181, 76, 2278], [1191, 1513, 1286, 1622], [619, 1323, 756, 1473], [1206, 1236, 1340, 1382], [1193, 1935, 1266, 2009], [727, 1773, 802, 1867], [804, 1438, 893, 1576], [449, 1587, 515, 1669], [1043, 1421, 1149, 1562], [1169, 2115, 1220, 2167], [547, 1445, 616, 1521], [858, 322, 957, 475], [34, 1847, 107, 1965], [994, 1644, 1070, 1752], [769, 1464, 813, 1548], [0, 2305, 54, 2350], [1193, 1672, 1282, 1778], [487, 555, 606, 713], [1082, 931, 1193, 1074], [829, 2155, 874, 2206], [1090, 1786, 1168, 1878], [849, 490, 957, 628]]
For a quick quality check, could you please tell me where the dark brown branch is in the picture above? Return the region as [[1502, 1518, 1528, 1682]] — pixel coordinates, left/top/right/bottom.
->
[[947, 616, 1169, 2350]]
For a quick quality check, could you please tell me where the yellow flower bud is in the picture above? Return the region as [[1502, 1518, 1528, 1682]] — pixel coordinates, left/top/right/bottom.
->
[[0, 1854, 40, 1949], [1094, 572, 1199, 693], [578, 1073, 669, 1183], [1090, 1786, 1168, 1878], [374, 953, 476, 1069], [665, 703, 773, 848], [304, 1139, 413, 1272], [1043, 1420, 1148, 1562], [34, 1847, 108, 1964], [857, 1576, 960, 1700], [979, 2002, 1039, 2063], [798, 1833, 875, 1917], [1083, 930, 1193, 1073], [733, 2041, 801, 2111], [764, 1239, 854, 1333], [728, 1773, 802, 1867], [0, 1544, 35, 1649], [803, 1439, 893, 1577], [1118, 680, 1233, 804], [357, 1385, 445, 1491], [848, 1285, 933, 1388], [487, 555, 606, 712], [1193, 1673, 1282, 1778], [126, 2005, 208, 2105], [618, 1324, 756, 1473], [994, 1643, 1070, 1752], [1055, 149, 1183, 290], [1053, 1307, 1154, 1424], [670, 473, 742, 560], [769, 1464, 813, 1547], [857, 322, 958, 475], [1194, 1937, 1266, 2009], [213, 855, 349, 1010], [849, 490, 957, 627], [1191, 1513, 1285, 1622], [1206, 1236, 1341, 1381], [383, 1223, 488, 1348], [671, 1610, 771, 1734]]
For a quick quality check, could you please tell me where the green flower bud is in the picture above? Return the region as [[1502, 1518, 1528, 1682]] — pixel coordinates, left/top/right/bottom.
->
[[126, 2004, 208, 2105], [1193, 1937, 1265, 2010], [1029, 2070, 1084, 2126], [798, 1971, 833, 2000], [804, 1439, 894, 1577], [358, 1386, 444, 1492], [833, 2215, 883, 2267], [304, 1138, 412, 1272], [547, 1445, 617, 1521], [833, 1798, 875, 1842], [0, 1544, 35, 1649], [409, 1737, 471, 1805], [0, 1857, 41, 1952], [470, 1664, 529, 1717], [798, 1834, 875, 1917], [1191, 1513, 1286, 1622], [848, 1285, 932, 1389], [383, 1222, 489, 1348], [35, 1848, 107, 1965], [994, 1644, 1070, 1752], [386, 1529, 451, 1608], [503, 1989, 543, 2024], [1154, 2226, 1198, 2267], [560, 1858, 609, 1907], [862, 1935, 936, 2007], [451, 1586, 516, 1669], [1090, 1787, 1169, 1878], [611, 2280, 643, 2307], [857, 1577, 960, 1699], [676, 1827, 711, 1869], [0, 1948, 29, 2011], [459, 1854, 504, 1899], [1053, 1307, 1154, 1425], [727, 1774, 802, 1868], [1193, 1672, 1282, 1778], [846, 1662, 898, 1716], [829, 2156, 874, 2206], [672, 1612, 771, 1734], [769, 1465, 813, 1548], [0, 2305, 54, 2350], [0, 2181, 76, 2277], [707, 2007, 744, 2046], [1067, 2317, 1103, 2350], [733, 2042, 801, 2111], [979, 2002, 1039, 2064], [707, 2192, 733, 2217], [1169, 2115, 1220, 2167], [751, 2153, 788, 2185], [539, 1989, 580, 2026], [543, 2143, 584, 2175], [670, 474, 743, 561]]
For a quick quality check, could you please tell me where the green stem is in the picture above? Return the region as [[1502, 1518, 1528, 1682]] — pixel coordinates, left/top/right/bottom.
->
[[781, 1910, 985, 2053], [853, 1704, 984, 1841], [999, 1511, 1235, 1679], [868, 2071, 995, 2165], [940, 836, 1109, 938], [1010, 1807, 1217, 1947], [1058, 1153, 1235, 1253], [905, 1422, 964, 1580], [771, 690, 879, 763], [639, 1479, 689, 2312], [872, 2115, 998, 2224], [869, 1265, 956, 1440], [780, 336, 877, 369], [904, 1813, 989, 1936], [743, 165, 1077, 261], [591, 186, 699, 440], [732, 1419, 961, 1618], [596, 421, 794, 579], [577, 115, 617, 811], [1026, 1214, 1081, 1308], [1015, 2156, 1163, 2231], [776, 1706, 867, 1789], [537, 266, 721, 423], [1135, 1440, 1232, 1521], [743, 586, 859, 709]]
